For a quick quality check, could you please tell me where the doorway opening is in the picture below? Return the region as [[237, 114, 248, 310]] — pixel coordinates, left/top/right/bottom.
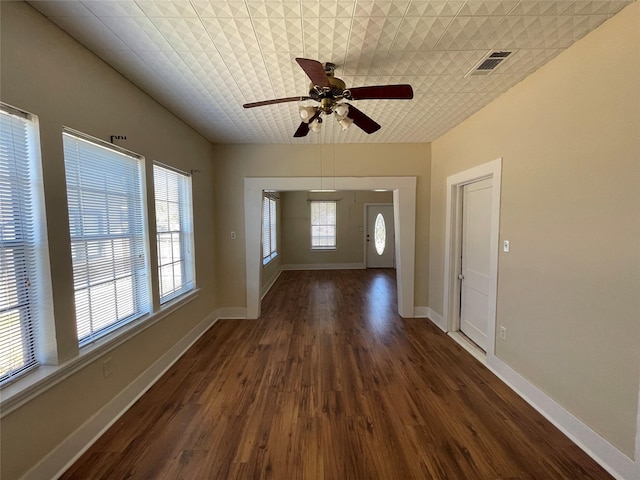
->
[[365, 203, 395, 269], [443, 159, 502, 360], [245, 177, 416, 319]]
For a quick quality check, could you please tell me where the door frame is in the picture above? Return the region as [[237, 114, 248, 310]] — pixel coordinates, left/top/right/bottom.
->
[[443, 158, 501, 357], [245, 176, 416, 319], [364, 203, 394, 268]]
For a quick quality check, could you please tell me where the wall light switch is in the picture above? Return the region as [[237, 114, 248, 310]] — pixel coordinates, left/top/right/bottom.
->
[[231, 231, 236, 240], [503, 240, 510, 252]]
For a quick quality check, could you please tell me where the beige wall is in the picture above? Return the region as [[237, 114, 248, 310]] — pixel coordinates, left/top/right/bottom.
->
[[213, 143, 431, 308], [280, 190, 393, 266], [0, 3, 218, 479], [429, 2, 639, 457]]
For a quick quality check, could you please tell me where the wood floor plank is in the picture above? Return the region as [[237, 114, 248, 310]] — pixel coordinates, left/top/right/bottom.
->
[[60, 269, 614, 480]]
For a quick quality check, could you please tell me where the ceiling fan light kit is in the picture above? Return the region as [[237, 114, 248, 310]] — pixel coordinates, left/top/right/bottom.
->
[[243, 57, 414, 138]]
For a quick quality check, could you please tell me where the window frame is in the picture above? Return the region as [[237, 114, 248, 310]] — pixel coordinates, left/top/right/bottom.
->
[[262, 194, 278, 264], [154, 162, 196, 304], [310, 200, 337, 250], [0, 103, 52, 385], [62, 127, 151, 347]]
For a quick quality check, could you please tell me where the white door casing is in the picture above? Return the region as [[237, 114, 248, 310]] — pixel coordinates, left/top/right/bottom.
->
[[245, 177, 417, 319], [459, 178, 493, 350], [366, 204, 395, 268], [442, 158, 501, 358]]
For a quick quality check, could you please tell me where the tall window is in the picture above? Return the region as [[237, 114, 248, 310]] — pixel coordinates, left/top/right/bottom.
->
[[0, 104, 48, 383], [262, 194, 277, 263], [310, 201, 337, 249], [63, 129, 150, 346], [154, 163, 195, 303]]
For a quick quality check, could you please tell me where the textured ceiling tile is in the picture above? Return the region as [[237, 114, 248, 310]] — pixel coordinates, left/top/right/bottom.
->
[[508, 1, 572, 16], [494, 48, 562, 74], [99, 15, 173, 50], [353, 1, 409, 17], [303, 17, 352, 52], [405, 1, 465, 17], [347, 16, 403, 54], [254, 17, 304, 52], [192, 1, 250, 17], [136, 1, 197, 18], [435, 15, 503, 50], [48, 15, 130, 51], [457, 1, 520, 16], [301, 1, 356, 18], [247, 2, 300, 18], [420, 50, 477, 76], [150, 17, 214, 51], [81, 1, 145, 17], [378, 51, 430, 76], [562, 1, 633, 16], [392, 16, 451, 51], [201, 17, 260, 52], [28, 1, 94, 16]]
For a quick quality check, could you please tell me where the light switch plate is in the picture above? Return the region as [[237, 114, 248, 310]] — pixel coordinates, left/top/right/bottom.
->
[[503, 240, 510, 252]]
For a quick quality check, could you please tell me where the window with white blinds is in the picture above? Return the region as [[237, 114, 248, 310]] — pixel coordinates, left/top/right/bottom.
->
[[63, 129, 150, 346], [310, 201, 337, 249], [154, 163, 195, 304], [262, 195, 277, 263], [0, 105, 46, 383]]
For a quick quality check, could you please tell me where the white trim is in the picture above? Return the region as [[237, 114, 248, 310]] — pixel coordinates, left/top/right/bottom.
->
[[216, 307, 247, 319], [426, 308, 446, 331], [245, 176, 416, 319], [442, 158, 502, 357], [21, 309, 221, 480], [413, 306, 429, 318], [261, 268, 282, 299], [487, 355, 639, 480], [281, 263, 365, 271]]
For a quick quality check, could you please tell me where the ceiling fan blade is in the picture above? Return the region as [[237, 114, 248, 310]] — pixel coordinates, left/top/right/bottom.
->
[[347, 84, 414, 100], [346, 104, 381, 134], [293, 110, 321, 138], [295, 58, 330, 88], [243, 96, 309, 108], [293, 122, 310, 137]]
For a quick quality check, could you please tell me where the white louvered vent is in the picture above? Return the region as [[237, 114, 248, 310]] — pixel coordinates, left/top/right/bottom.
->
[[466, 51, 514, 77]]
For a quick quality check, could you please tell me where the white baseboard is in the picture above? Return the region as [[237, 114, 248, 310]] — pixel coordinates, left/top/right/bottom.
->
[[487, 354, 639, 480], [23, 311, 222, 480], [413, 306, 429, 318], [261, 269, 282, 300], [426, 307, 446, 332], [216, 307, 247, 319], [282, 263, 365, 271]]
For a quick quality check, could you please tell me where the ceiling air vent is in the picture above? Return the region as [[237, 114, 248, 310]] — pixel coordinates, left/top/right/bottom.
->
[[466, 51, 514, 77]]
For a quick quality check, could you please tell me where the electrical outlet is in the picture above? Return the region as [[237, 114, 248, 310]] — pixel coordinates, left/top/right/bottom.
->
[[230, 231, 236, 240], [102, 358, 113, 378], [499, 326, 507, 340]]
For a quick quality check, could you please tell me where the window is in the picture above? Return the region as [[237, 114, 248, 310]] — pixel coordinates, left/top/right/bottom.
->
[[63, 129, 150, 346], [262, 194, 277, 263], [310, 201, 336, 249], [154, 163, 195, 303], [0, 104, 49, 383]]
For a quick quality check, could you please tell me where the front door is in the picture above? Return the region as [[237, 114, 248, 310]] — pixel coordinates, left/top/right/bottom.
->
[[366, 204, 394, 268], [460, 178, 492, 350]]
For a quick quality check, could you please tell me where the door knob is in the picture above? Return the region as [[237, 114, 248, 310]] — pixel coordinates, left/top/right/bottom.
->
[[458, 274, 464, 280]]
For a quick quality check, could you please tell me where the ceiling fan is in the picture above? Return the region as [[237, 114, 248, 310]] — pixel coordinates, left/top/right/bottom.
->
[[242, 58, 414, 137]]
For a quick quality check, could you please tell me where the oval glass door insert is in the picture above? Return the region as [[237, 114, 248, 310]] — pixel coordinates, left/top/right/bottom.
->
[[374, 213, 386, 255]]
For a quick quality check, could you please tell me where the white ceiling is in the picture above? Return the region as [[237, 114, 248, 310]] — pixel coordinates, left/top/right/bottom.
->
[[27, 0, 634, 144]]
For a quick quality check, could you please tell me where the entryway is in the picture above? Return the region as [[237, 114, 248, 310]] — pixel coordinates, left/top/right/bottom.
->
[[365, 204, 395, 268]]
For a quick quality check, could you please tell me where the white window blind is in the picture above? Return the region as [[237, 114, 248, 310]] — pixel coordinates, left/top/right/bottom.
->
[[310, 201, 336, 249], [154, 163, 195, 304], [262, 195, 277, 262], [63, 129, 150, 346], [0, 105, 45, 383]]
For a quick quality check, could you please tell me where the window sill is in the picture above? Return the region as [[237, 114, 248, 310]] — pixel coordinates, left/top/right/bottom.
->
[[263, 252, 278, 265], [310, 247, 337, 251], [0, 289, 199, 418]]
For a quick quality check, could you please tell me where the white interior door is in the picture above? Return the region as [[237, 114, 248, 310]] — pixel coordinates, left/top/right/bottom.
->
[[460, 178, 492, 350], [366, 204, 395, 268]]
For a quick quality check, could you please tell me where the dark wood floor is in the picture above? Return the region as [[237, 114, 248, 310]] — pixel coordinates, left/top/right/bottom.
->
[[62, 269, 613, 479]]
